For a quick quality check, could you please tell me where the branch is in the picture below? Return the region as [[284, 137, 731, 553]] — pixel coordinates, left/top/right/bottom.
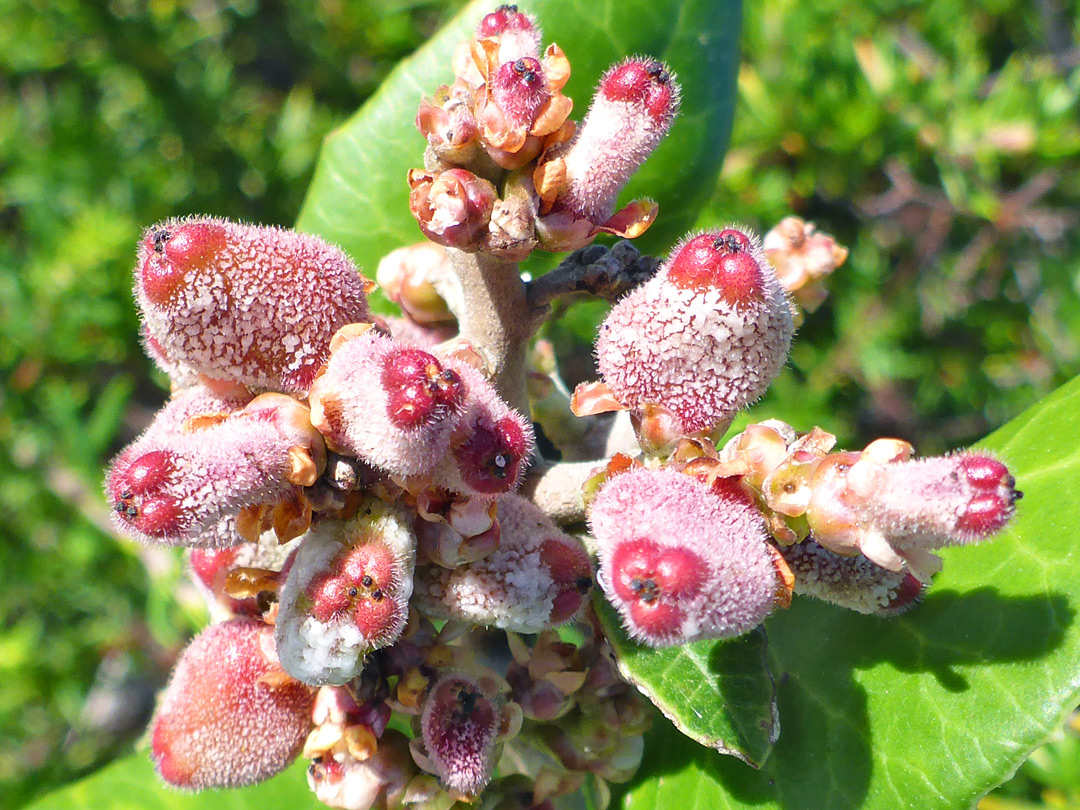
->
[[525, 241, 660, 309], [521, 458, 603, 526], [446, 248, 545, 415]]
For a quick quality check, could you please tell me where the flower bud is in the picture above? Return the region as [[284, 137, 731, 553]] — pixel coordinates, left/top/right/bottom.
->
[[150, 618, 315, 790], [106, 393, 324, 548], [416, 81, 480, 163], [375, 242, 457, 327], [414, 494, 592, 633], [408, 169, 497, 250], [589, 468, 781, 647], [780, 538, 924, 616], [419, 674, 501, 796], [595, 228, 794, 438], [135, 217, 371, 393], [309, 330, 468, 481], [535, 57, 679, 250], [275, 499, 416, 685]]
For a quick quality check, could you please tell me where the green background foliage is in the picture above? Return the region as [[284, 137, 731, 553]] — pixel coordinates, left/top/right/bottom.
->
[[2, 0, 1078, 807]]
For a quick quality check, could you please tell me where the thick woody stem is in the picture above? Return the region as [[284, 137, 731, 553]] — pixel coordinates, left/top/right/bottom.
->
[[519, 459, 600, 525], [525, 241, 660, 309], [446, 248, 545, 415]]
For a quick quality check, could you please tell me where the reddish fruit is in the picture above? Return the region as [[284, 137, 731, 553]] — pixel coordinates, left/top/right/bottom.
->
[[150, 619, 314, 790], [455, 415, 531, 495], [421, 675, 499, 796], [599, 58, 676, 122]]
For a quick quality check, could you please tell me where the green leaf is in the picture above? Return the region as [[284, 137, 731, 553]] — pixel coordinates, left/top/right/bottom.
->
[[296, 0, 741, 273], [596, 597, 778, 767], [620, 375, 1080, 810], [24, 755, 315, 810]]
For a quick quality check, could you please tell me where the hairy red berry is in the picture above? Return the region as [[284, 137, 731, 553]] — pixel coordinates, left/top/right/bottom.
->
[[275, 500, 415, 685], [136, 217, 371, 393], [666, 230, 766, 305], [421, 675, 500, 796], [590, 468, 779, 647], [150, 619, 314, 790], [595, 228, 793, 436]]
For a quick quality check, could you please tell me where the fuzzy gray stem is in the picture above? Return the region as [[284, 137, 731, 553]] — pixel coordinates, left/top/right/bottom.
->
[[521, 459, 602, 525], [447, 248, 545, 415]]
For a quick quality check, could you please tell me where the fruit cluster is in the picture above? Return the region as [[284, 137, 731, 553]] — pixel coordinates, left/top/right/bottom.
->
[[103, 7, 1020, 810]]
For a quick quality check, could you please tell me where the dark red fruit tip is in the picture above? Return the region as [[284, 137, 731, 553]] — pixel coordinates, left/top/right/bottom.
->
[[456, 416, 529, 494], [957, 492, 1012, 537], [666, 232, 765, 304]]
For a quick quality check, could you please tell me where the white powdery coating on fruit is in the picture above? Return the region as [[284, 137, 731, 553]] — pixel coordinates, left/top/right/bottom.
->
[[596, 242, 793, 434], [557, 63, 679, 223], [782, 539, 915, 615], [309, 331, 465, 479], [137, 217, 371, 393], [589, 468, 778, 643], [107, 402, 303, 548], [150, 618, 314, 790], [275, 500, 416, 685], [413, 495, 571, 633]]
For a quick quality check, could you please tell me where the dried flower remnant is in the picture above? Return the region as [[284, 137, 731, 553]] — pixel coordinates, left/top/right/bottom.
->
[[590, 468, 781, 647], [275, 500, 416, 685], [763, 216, 848, 317], [150, 618, 315, 790], [135, 217, 372, 393], [375, 242, 458, 327]]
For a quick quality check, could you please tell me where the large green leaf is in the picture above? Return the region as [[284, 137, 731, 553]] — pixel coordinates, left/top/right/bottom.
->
[[24, 755, 314, 810], [295, 0, 741, 274], [597, 598, 778, 767], [619, 375, 1080, 810]]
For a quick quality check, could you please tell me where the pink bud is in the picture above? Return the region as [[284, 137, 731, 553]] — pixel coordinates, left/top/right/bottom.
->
[[275, 500, 415, 685], [414, 494, 592, 633], [547, 57, 679, 225], [136, 217, 371, 393], [150, 618, 315, 790], [589, 468, 780, 647], [309, 331, 468, 480], [408, 169, 497, 249], [595, 227, 794, 436], [106, 393, 324, 548], [420, 675, 500, 796], [781, 539, 924, 616]]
